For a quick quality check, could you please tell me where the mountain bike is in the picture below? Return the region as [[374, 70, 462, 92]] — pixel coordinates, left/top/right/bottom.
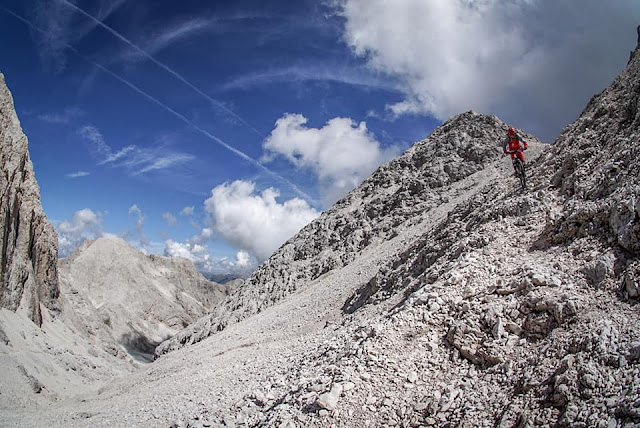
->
[[508, 149, 527, 190]]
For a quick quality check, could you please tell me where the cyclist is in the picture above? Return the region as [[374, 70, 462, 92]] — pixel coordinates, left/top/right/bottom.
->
[[503, 126, 528, 175]]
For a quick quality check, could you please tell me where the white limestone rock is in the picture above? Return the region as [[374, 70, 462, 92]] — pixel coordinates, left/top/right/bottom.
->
[[0, 72, 59, 326]]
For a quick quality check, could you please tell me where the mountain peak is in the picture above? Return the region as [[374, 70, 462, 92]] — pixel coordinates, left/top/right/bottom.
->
[[155, 109, 545, 357], [58, 234, 231, 362]]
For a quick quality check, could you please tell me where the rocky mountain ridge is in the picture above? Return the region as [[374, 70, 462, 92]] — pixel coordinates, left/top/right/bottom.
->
[[156, 111, 544, 357], [0, 72, 59, 327]]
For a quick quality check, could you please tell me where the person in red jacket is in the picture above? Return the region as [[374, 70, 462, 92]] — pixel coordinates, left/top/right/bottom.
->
[[503, 126, 528, 174]]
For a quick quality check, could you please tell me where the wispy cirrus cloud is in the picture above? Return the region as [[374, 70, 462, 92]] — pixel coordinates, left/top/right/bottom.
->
[[118, 147, 194, 175], [162, 212, 178, 226], [56, 0, 265, 138], [123, 203, 151, 253], [38, 106, 83, 124], [5, 0, 309, 202], [30, 0, 128, 73], [66, 171, 90, 178], [77, 124, 194, 175], [78, 125, 112, 157], [180, 206, 195, 216], [128, 204, 145, 230], [122, 17, 215, 62], [126, 10, 274, 62], [217, 64, 400, 93]]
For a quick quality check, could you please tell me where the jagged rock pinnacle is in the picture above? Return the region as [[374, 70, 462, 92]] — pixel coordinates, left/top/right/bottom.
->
[[0, 73, 59, 326]]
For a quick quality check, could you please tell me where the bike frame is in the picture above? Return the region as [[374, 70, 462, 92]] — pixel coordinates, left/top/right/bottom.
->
[[508, 149, 527, 190]]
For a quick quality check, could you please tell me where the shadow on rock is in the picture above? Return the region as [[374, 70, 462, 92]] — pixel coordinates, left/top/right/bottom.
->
[[119, 331, 163, 363]]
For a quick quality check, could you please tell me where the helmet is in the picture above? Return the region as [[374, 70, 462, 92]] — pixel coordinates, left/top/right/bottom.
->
[[507, 126, 516, 137]]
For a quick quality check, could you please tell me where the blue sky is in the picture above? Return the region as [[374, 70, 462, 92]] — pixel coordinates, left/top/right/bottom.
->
[[1, 0, 638, 276]]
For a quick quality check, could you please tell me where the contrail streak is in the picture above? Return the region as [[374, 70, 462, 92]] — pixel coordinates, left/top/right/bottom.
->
[[56, 0, 265, 138], [1, 6, 314, 203]]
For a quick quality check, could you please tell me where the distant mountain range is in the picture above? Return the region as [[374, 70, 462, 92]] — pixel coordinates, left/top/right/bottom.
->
[[202, 272, 246, 285]]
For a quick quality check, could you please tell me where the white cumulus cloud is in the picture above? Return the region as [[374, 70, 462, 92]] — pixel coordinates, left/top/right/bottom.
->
[[191, 227, 213, 244], [337, 0, 640, 140], [164, 240, 208, 263], [205, 180, 320, 261], [235, 250, 251, 267], [263, 113, 399, 205], [56, 208, 103, 257], [164, 240, 255, 276]]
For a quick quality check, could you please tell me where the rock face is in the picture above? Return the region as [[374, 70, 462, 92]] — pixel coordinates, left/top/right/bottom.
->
[[0, 73, 58, 326], [535, 29, 640, 257], [155, 111, 544, 357], [58, 236, 232, 361]]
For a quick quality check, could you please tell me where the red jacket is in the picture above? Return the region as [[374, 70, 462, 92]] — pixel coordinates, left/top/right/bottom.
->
[[503, 132, 528, 160]]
